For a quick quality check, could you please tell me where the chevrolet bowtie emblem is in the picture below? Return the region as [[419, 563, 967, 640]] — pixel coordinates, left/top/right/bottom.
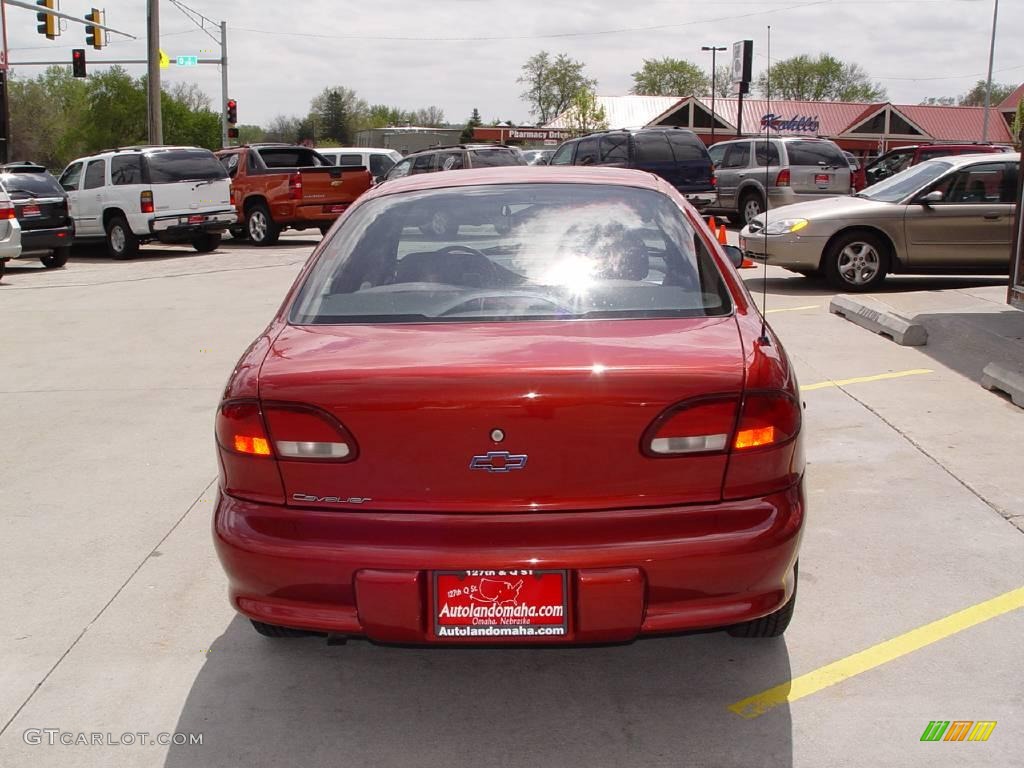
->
[[469, 451, 528, 473], [331, 181, 344, 187]]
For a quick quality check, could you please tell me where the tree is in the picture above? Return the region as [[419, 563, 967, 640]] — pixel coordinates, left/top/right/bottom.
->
[[460, 107, 483, 143], [165, 81, 211, 112], [264, 114, 302, 143], [755, 54, 886, 102], [957, 80, 1015, 107], [563, 88, 608, 135], [631, 57, 708, 97], [309, 86, 367, 144], [411, 106, 445, 127], [1013, 101, 1024, 147], [713, 65, 733, 98], [236, 124, 267, 144], [518, 51, 596, 124]]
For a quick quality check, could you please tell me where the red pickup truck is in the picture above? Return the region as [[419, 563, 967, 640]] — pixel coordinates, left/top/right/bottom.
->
[[216, 144, 372, 246]]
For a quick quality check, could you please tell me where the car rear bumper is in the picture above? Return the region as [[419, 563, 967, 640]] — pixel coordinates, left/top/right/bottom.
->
[[214, 482, 805, 644], [148, 210, 235, 240], [19, 225, 74, 254], [0, 218, 22, 261], [288, 202, 352, 224]]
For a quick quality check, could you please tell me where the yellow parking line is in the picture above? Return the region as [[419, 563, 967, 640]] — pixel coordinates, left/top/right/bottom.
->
[[801, 369, 933, 391], [728, 585, 1024, 720], [765, 304, 820, 314]]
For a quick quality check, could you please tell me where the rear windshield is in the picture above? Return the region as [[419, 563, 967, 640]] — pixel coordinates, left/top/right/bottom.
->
[[0, 172, 64, 198], [144, 150, 227, 184], [291, 183, 731, 324], [858, 159, 953, 203], [257, 148, 330, 168], [785, 140, 847, 167], [469, 149, 524, 168]]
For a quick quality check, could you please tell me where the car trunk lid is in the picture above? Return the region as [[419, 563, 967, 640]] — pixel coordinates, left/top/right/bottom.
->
[[258, 318, 745, 513]]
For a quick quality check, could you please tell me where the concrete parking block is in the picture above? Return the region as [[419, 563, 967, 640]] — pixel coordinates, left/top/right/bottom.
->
[[981, 363, 1024, 408], [829, 295, 928, 346]]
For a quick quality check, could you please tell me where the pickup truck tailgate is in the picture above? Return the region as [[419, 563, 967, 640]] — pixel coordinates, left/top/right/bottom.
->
[[298, 167, 372, 214]]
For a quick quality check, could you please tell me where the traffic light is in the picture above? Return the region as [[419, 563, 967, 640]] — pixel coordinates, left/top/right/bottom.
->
[[36, 0, 57, 40], [227, 128, 240, 139], [85, 8, 104, 50], [72, 49, 86, 78], [226, 99, 237, 125]]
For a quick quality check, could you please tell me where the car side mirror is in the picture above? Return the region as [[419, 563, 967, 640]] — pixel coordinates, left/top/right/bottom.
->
[[721, 244, 744, 269], [920, 190, 944, 206]]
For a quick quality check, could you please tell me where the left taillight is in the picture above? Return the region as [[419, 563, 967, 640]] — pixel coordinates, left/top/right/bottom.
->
[[263, 404, 358, 462], [723, 391, 802, 500], [288, 173, 302, 200], [140, 190, 154, 214], [0, 201, 16, 220], [215, 400, 284, 504]]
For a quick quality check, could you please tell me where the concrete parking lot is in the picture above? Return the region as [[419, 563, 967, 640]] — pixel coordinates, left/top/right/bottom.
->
[[1, 232, 1022, 767]]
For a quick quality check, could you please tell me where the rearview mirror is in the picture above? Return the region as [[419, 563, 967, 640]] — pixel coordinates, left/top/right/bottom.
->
[[721, 244, 744, 269], [920, 190, 944, 205]]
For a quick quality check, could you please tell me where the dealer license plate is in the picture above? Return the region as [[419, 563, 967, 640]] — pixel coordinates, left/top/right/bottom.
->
[[433, 569, 568, 639], [188, 214, 205, 224], [22, 204, 41, 217], [815, 173, 830, 186], [324, 204, 347, 214]]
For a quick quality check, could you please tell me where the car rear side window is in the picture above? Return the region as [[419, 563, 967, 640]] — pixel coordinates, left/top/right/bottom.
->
[[290, 183, 731, 325], [145, 150, 227, 183], [369, 154, 396, 177], [634, 133, 673, 164], [600, 135, 629, 163], [111, 155, 144, 185], [0, 173, 64, 198], [83, 159, 106, 190], [338, 154, 363, 165], [574, 137, 600, 166], [411, 154, 436, 174], [469, 149, 523, 167], [437, 152, 465, 171], [667, 132, 707, 162], [754, 141, 781, 166], [785, 141, 846, 167]]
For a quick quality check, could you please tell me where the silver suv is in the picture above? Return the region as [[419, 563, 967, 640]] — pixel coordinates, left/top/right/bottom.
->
[[707, 137, 851, 226]]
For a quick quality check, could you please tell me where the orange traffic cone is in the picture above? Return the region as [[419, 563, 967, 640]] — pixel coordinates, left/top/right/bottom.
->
[[741, 258, 756, 269], [717, 224, 728, 245], [707, 215, 717, 232]]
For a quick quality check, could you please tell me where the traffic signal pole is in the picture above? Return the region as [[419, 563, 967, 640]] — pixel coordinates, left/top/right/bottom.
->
[[146, 0, 162, 144], [1, 1, 10, 163]]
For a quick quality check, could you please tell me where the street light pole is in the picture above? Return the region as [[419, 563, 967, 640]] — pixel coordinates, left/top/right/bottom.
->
[[701, 45, 727, 143], [982, 0, 999, 142], [147, 0, 162, 144]]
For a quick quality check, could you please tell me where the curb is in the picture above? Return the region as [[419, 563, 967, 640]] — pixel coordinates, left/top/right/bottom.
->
[[829, 295, 928, 346], [980, 363, 1024, 408]]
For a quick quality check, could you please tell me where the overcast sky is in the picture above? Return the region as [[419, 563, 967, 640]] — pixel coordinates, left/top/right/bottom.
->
[[5, 0, 1023, 127]]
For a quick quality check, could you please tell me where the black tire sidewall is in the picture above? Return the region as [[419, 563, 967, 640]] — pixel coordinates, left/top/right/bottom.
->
[[825, 232, 889, 291], [106, 217, 138, 260], [246, 205, 278, 246], [192, 233, 222, 253], [741, 192, 764, 226], [41, 246, 71, 268]]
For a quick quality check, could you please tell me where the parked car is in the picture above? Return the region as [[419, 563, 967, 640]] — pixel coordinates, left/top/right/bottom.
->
[[216, 144, 373, 246], [706, 137, 852, 226], [0, 162, 72, 270], [521, 148, 556, 166], [864, 143, 1010, 186], [739, 153, 1020, 291], [0, 184, 23, 281], [382, 144, 527, 236], [550, 128, 715, 211], [59, 146, 235, 259], [843, 151, 867, 192], [213, 165, 805, 644], [316, 147, 402, 183]]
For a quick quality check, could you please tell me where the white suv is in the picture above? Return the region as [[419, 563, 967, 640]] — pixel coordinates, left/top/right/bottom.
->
[[59, 145, 235, 259]]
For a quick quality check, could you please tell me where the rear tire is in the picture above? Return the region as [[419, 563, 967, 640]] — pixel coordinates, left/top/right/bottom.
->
[[191, 233, 222, 253], [105, 215, 139, 260], [823, 231, 889, 292], [246, 203, 280, 246], [726, 562, 798, 638], [740, 192, 765, 227], [250, 620, 319, 638], [41, 247, 70, 269], [0, 259, 6, 281], [228, 225, 247, 241]]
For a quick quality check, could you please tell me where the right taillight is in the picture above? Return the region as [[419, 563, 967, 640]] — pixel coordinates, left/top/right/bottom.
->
[[775, 169, 791, 187], [723, 391, 802, 500], [288, 173, 302, 200], [140, 190, 155, 213]]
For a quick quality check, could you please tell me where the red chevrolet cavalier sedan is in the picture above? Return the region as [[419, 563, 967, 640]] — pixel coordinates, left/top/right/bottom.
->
[[214, 166, 805, 644]]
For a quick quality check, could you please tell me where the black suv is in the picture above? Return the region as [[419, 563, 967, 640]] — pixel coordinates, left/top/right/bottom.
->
[[0, 162, 74, 268], [549, 128, 715, 209], [383, 145, 527, 236]]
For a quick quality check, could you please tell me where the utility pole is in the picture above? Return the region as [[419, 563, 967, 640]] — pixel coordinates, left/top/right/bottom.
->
[[220, 20, 228, 147], [147, 0, 162, 144], [1, 0, 10, 163], [981, 0, 999, 143]]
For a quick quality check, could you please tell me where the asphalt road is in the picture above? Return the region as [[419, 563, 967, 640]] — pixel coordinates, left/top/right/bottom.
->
[[1, 231, 1022, 768]]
